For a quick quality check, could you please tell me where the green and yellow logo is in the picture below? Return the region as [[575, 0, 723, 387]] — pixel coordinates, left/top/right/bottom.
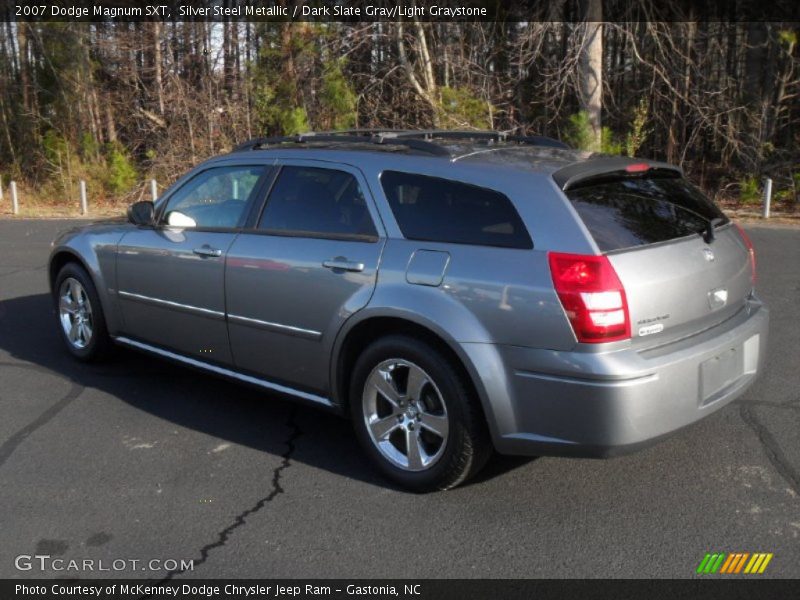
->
[[696, 552, 773, 574]]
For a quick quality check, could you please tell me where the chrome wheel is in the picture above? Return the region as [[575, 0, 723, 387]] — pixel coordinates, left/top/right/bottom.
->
[[362, 359, 449, 472], [58, 277, 93, 349]]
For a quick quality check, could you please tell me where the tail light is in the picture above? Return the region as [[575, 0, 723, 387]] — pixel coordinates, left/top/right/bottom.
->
[[548, 252, 631, 343], [734, 223, 757, 285]]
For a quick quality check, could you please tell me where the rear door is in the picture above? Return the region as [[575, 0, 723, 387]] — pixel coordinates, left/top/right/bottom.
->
[[225, 160, 385, 394], [562, 173, 753, 345]]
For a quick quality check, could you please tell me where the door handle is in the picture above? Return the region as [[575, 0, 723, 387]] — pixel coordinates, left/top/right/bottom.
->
[[193, 245, 222, 258], [322, 258, 365, 272]]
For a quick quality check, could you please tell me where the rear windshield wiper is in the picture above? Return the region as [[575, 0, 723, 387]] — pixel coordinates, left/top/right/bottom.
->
[[701, 217, 727, 243]]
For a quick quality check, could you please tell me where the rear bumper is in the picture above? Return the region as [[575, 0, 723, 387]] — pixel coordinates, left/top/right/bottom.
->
[[490, 298, 768, 457]]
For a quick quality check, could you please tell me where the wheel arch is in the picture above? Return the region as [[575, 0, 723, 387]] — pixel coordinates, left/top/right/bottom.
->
[[49, 249, 92, 295], [49, 247, 121, 335], [331, 311, 508, 446]]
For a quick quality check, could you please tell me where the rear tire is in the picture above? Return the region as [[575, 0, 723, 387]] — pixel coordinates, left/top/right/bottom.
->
[[54, 262, 114, 362], [350, 335, 491, 492]]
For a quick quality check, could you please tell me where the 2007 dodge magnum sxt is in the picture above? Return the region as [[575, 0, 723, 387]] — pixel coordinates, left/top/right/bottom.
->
[[49, 130, 768, 491]]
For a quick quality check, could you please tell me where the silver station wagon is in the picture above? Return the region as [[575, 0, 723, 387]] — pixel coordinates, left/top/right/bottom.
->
[[49, 130, 768, 491]]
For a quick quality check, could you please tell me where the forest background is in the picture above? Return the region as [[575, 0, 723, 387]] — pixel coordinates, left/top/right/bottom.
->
[[1, 3, 798, 216]]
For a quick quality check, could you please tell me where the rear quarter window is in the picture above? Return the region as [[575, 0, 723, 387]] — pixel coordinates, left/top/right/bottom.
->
[[565, 176, 729, 252], [380, 171, 532, 249]]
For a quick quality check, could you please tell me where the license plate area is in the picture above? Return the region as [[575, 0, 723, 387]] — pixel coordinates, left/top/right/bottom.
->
[[699, 345, 744, 406]]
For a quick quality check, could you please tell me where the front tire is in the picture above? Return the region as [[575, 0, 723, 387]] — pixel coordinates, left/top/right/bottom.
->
[[350, 335, 491, 492], [54, 262, 113, 362]]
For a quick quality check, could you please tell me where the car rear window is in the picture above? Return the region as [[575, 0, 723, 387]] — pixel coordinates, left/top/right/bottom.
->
[[565, 176, 729, 252], [380, 171, 532, 249]]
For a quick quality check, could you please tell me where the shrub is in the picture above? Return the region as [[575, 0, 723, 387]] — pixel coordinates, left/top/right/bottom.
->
[[601, 127, 623, 155], [105, 145, 138, 195], [320, 59, 357, 130], [625, 98, 650, 157], [565, 111, 594, 151], [438, 87, 494, 129], [739, 177, 761, 205]]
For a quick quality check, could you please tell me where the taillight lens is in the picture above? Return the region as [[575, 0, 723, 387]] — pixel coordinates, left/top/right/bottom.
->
[[548, 252, 631, 343], [734, 223, 757, 285]]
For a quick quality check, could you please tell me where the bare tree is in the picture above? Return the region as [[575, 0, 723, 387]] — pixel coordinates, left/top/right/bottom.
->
[[579, 0, 603, 150], [0, 14, 797, 206]]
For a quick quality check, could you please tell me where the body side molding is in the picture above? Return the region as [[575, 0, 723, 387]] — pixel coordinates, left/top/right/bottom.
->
[[113, 336, 334, 408]]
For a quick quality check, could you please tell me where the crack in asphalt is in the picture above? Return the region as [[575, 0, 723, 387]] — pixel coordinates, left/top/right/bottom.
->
[[741, 399, 800, 411], [0, 265, 46, 280], [0, 268, 29, 280], [0, 362, 84, 469], [740, 404, 800, 497], [157, 407, 303, 583]]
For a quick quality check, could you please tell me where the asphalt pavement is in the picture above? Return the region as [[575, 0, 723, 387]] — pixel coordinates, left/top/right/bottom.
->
[[0, 219, 798, 579]]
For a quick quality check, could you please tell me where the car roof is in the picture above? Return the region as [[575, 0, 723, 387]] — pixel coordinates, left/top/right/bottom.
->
[[223, 131, 679, 185], [228, 141, 592, 176]]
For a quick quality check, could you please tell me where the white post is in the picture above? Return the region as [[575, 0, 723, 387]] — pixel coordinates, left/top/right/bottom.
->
[[10, 180, 18, 215], [0, 177, 3, 203], [150, 179, 158, 202], [762, 177, 772, 219], [80, 180, 88, 215]]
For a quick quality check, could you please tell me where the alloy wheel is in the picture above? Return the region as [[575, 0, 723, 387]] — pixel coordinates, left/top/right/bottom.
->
[[362, 359, 449, 472], [58, 277, 94, 349]]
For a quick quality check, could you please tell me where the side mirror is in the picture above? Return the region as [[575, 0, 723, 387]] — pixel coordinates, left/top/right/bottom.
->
[[165, 210, 197, 228], [128, 201, 154, 226]]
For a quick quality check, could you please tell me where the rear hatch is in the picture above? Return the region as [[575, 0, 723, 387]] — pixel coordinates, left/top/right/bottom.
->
[[559, 165, 753, 347]]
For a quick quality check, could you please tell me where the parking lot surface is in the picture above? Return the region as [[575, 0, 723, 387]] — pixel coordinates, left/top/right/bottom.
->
[[0, 219, 798, 579]]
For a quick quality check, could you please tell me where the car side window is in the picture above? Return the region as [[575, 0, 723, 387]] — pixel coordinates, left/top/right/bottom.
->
[[258, 166, 378, 239], [380, 171, 533, 249], [162, 166, 267, 229]]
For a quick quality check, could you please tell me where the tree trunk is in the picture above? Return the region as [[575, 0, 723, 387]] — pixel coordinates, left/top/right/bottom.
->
[[579, 0, 602, 151], [396, 22, 440, 126], [17, 23, 32, 114], [0, 93, 17, 164], [223, 3, 234, 95], [105, 101, 117, 144], [153, 21, 165, 115]]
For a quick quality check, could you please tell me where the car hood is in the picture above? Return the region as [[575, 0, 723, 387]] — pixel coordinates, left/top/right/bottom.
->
[[51, 217, 130, 247]]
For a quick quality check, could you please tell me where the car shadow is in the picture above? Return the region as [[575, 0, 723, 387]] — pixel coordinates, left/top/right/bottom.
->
[[0, 293, 537, 490]]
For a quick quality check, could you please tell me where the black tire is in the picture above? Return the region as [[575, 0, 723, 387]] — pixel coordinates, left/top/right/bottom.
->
[[350, 335, 491, 492], [53, 262, 114, 362]]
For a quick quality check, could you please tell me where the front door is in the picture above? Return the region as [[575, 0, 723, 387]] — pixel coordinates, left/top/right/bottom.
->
[[116, 164, 271, 363], [225, 161, 385, 394]]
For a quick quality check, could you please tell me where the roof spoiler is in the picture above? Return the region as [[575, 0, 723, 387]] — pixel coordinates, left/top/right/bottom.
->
[[553, 157, 683, 191]]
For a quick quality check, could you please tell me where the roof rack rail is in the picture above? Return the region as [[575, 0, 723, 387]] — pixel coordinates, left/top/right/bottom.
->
[[387, 130, 570, 149], [231, 129, 570, 155], [232, 132, 450, 156], [309, 129, 569, 149]]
